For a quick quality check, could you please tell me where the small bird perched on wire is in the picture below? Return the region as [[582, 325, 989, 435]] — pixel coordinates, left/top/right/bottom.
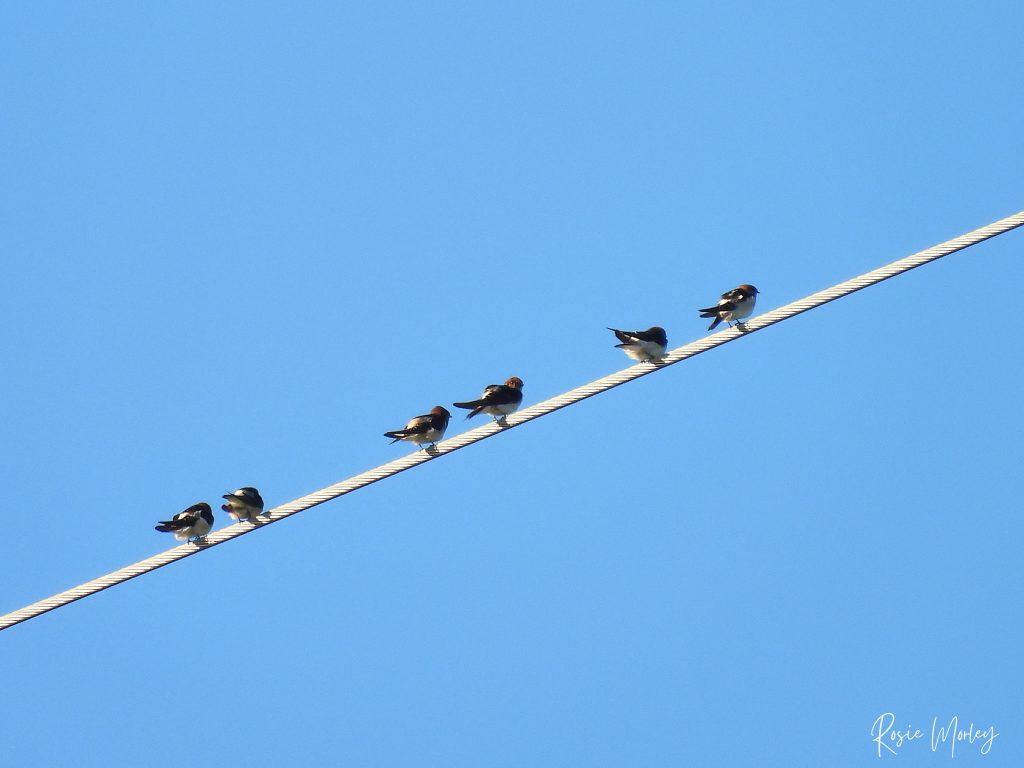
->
[[155, 502, 214, 543], [607, 326, 668, 362], [221, 487, 265, 523], [384, 406, 451, 449], [698, 284, 759, 330], [453, 377, 524, 421]]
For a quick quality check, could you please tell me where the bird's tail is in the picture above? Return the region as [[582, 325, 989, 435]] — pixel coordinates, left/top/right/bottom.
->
[[155, 521, 179, 532], [453, 400, 485, 419], [698, 307, 723, 331], [607, 327, 630, 345], [383, 431, 406, 443]]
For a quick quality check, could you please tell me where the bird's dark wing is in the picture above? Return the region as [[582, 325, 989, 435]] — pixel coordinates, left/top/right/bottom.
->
[[699, 301, 737, 316], [384, 415, 431, 438], [155, 513, 192, 532], [722, 287, 751, 301], [179, 503, 207, 521], [633, 328, 665, 344], [454, 385, 501, 409]]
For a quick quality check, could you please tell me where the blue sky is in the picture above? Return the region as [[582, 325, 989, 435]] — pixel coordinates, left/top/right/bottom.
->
[[1, 2, 1021, 765]]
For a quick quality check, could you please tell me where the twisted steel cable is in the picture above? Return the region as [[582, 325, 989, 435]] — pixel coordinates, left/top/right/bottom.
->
[[3, 210, 1022, 631]]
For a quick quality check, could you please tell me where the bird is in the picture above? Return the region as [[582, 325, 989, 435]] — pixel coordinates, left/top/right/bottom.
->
[[155, 502, 214, 543], [607, 326, 668, 362], [698, 284, 759, 330], [453, 377, 524, 420], [384, 406, 451, 449], [221, 487, 265, 523]]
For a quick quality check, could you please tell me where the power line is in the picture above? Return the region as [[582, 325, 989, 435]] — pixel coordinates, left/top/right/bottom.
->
[[3, 210, 1022, 632]]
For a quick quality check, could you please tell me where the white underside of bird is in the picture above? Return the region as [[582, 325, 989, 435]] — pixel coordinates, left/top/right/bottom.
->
[[223, 500, 261, 522], [620, 339, 666, 361], [479, 400, 520, 418], [174, 516, 211, 541]]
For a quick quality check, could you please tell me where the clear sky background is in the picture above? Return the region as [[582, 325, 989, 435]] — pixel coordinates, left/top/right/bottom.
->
[[2, 2, 1021, 765]]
